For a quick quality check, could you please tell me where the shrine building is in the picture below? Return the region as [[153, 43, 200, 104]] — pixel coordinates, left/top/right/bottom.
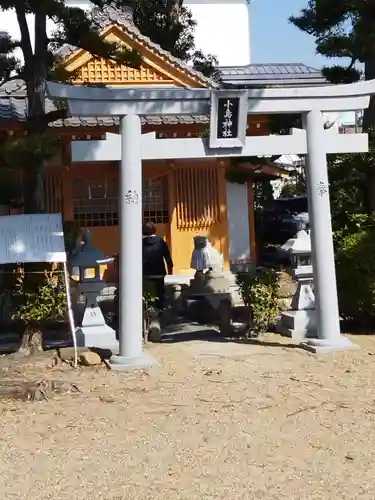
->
[[0, 2, 326, 273]]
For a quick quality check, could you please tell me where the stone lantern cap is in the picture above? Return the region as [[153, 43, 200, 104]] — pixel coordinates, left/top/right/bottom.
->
[[70, 230, 105, 267], [281, 230, 311, 255]]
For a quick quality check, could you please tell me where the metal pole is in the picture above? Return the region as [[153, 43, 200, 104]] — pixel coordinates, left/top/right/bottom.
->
[[63, 261, 78, 368], [302, 109, 354, 352], [109, 114, 157, 370]]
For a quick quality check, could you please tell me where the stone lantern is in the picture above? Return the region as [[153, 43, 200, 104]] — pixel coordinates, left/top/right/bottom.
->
[[277, 229, 317, 340], [69, 230, 118, 350], [281, 229, 312, 269]]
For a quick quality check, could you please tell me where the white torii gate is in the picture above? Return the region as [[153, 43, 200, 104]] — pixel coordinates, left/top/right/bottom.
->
[[47, 80, 375, 371]]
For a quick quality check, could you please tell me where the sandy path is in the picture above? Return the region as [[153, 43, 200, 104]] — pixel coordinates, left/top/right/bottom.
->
[[0, 332, 375, 500]]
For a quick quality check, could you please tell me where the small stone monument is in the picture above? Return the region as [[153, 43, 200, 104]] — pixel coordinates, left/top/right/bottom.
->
[[187, 236, 235, 330], [276, 229, 317, 340], [69, 230, 118, 350], [190, 236, 224, 272], [189, 236, 230, 305]]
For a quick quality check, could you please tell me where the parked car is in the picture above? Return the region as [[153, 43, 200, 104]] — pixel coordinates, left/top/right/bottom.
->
[[263, 195, 309, 244]]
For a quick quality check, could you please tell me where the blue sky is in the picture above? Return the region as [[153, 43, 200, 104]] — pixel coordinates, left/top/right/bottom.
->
[[251, 0, 355, 123], [251, 0, 336, 69]]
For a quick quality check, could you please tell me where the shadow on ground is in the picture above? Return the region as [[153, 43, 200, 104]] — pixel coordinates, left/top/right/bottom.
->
[[160, 318, 300, 350], [0, 319, 302, 355]]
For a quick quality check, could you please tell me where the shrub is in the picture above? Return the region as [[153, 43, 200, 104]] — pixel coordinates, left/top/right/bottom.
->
[[335, 216, 375, 325], [10, 264, 67, 328], [236, 268, 280, 334], [9, 263, 67, 352]]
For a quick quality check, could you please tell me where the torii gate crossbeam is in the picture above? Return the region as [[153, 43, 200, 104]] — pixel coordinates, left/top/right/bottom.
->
[[47, 81, 375, 370]]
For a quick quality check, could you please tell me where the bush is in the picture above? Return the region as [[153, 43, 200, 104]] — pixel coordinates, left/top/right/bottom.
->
[[10, 263, 67, 325], [336, 216, 375, 325], [7, 263, 67, 353], [236, 268, 280, 334]]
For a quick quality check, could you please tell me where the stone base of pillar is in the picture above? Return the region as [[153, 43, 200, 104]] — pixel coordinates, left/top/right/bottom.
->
[[300, 335, 359, 354], [108, 351, 158, 372], [276, 310, 316, 341], [76, 325, 119, 351]]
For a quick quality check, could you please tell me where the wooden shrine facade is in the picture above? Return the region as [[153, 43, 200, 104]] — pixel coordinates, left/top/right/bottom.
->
[[0, 7, 299, 273]]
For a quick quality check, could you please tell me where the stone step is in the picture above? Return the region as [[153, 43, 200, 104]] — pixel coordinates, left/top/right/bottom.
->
[[276, 309, 317, 341], [280, 309, 316, 331]]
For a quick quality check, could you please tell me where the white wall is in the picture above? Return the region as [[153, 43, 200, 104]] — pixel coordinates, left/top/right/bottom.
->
[[226, 182, 251, 265], [185, 0, 251, 66]]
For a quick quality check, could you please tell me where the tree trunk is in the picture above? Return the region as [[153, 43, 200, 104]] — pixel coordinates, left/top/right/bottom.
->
[[24, 11, 48, 214], [18, 11, 48, 354], [362, 58, 375, 212], [18, 328, 43, 355]]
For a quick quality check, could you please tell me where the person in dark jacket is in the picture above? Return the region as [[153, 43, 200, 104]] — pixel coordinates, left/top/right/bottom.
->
[[143, 221, 173, 311]]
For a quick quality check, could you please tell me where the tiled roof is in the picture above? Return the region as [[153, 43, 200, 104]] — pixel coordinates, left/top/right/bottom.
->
[[0, 87, 210, 126], [50, 113, 210, 128], [221, 63, 326, 86], [0, 61, 326, 127], [0, 96, 27, 121], [0, 79, 27, 98], [56, 4, 217, 89], [0, 4, 219, 127], [221, 63, 322, 76], [0, 5, 326, 129]]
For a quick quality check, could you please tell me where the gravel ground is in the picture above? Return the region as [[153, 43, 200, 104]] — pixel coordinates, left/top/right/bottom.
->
[[1, 332, 375, 500]]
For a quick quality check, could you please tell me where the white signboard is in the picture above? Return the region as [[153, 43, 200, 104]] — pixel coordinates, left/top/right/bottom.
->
[[0, 213, 66, 264]]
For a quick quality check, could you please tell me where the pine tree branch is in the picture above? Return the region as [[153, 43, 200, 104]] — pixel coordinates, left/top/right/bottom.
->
[[316, 33, 356, 59], [289, 2, 351, 36], [0, 33, 20, 54], [348, 57, 356, 69], [51, 5, 143, 68], [42, 108, 68, 125], [0, 58, 20, 86], [289, 2, 365, 84], [322, 65, 361, 83], [0, 32, 22, 85]]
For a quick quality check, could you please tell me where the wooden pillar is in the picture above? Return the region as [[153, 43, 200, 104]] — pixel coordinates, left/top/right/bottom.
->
[[217, 162, 230, 271], [167, 164, 178, 266], [247, 180, 258, 264], [62, 142, 74, 220]]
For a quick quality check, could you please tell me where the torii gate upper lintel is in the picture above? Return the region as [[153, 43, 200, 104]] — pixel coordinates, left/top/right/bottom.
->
[[46, 80, 375, 370]]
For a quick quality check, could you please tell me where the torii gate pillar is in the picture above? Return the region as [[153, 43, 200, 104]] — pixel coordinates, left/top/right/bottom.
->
[[302, 110, 352, 352], [109, 114, 157, 370]]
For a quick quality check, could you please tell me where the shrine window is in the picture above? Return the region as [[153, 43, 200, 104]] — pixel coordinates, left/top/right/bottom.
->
[[143, 177, 169, 224], [73, 179, 119, 227], [72, 176, 169, 227]]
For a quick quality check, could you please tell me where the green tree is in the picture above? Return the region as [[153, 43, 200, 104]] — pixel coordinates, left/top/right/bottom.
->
[[0, 0, 218, 212], [132, 0, 219, 78], [289, 1, 370, 88], [0, 0, 218, 352], [328, 134, 375, 230], [279, 176, 306, 198], [289, 0, 375, 212], [0, 0, 143, 212]]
